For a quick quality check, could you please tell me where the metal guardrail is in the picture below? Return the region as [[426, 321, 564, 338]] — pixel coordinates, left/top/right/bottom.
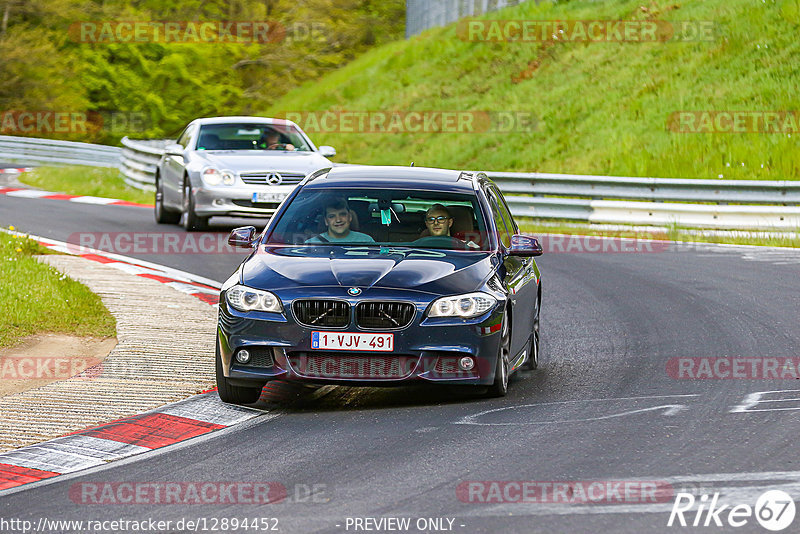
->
[[118, 141, 800, 229], [3, 135, 799, 230], [120, 137, 169, 191], [490, 172, 800, 230], [405, 0, 528, 38], [0, 135, 121, 168], [491, 172, 800, 205]]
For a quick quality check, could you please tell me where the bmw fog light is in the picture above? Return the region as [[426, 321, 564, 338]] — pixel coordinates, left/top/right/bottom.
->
[[235, 349, 251, 364]]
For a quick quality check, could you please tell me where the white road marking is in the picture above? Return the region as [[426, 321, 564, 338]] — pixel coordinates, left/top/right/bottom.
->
[[730, 389, 800, 413], [455, 394, 700, 426], [697, 247, 800, 266]]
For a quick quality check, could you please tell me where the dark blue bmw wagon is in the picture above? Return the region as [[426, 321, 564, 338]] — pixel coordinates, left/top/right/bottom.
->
[[216, 166, 542, 404]]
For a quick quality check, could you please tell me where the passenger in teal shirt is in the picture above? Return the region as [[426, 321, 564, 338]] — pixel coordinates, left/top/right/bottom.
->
[[305, 198, 375, 244]]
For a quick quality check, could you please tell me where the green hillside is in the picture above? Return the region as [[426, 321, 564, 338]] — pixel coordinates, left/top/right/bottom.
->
[[267, 0, 800, 180]]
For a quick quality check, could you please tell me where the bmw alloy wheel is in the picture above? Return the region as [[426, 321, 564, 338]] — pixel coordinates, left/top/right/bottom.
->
[[487, 313, 510, 397]]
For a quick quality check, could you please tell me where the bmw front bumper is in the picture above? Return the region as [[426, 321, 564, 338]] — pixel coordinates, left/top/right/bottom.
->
[[217, 287, 505, 388]]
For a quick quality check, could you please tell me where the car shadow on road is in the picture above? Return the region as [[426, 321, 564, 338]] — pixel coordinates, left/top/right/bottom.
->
[[250, 370, 545, 412]]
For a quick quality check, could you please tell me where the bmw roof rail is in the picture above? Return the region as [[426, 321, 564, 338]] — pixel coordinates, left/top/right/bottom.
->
[[464, 171, 488, 190]]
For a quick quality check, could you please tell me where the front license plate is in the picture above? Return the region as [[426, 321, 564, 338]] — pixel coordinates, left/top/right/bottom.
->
[[252, 192, 287, 203], [311, 332, 394, 352]]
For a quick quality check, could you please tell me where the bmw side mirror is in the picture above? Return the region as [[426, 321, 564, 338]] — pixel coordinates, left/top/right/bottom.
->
[[509, 234, 543, 257], [228, 226, 258, 248], [319, 146, 336, 158]]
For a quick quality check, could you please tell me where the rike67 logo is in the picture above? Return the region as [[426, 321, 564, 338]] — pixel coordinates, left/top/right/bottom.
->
[[668, 490, 795, 531]]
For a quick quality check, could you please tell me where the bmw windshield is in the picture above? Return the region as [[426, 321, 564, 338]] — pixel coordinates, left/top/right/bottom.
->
[[265, 188, 491, 251]]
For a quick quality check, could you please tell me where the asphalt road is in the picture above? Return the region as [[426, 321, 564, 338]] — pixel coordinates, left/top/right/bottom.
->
[[0, 161, 33, 168], [2, 190, 800, 533], [0, 192, 258, 281]]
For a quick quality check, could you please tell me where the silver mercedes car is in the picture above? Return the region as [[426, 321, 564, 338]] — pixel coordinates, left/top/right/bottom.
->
[[154, 116, 336, 231]]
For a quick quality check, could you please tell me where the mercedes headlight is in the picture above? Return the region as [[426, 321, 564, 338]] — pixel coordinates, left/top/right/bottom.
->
[[226, 285, 282, 313], [202, 168, 235, 186], [427, 292, 496, 318]]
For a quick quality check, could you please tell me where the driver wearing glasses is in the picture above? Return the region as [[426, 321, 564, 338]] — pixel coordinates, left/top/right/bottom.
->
[[424, 204, 454, 237]]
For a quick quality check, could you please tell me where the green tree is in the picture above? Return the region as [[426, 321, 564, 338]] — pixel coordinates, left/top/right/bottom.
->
[[0, 0, 404, 143]]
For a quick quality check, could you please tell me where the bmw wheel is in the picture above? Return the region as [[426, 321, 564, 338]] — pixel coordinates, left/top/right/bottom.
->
[[523, 312, 540, 370], [487, 313, 510, 397], [215, 343, 263, 405]]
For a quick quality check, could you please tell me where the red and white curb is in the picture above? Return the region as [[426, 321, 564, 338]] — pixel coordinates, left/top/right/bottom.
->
[[0, 228, 335, 493], [29, 233, 221, 306], [0, 167, 33, 174], [0, 230, 244, 492], [0, 394, 264, 491], [0, 186, 152, 208]]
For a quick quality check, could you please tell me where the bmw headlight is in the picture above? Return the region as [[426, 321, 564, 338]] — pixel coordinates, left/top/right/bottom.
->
[[226, 285, 283, 313], [202, 168, 236, 186], [427, 292, 496, 318]]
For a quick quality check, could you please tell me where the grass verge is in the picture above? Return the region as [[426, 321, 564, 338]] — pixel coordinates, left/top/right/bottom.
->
[[19, 166, 153, 205], [0, 230, 116, 348]]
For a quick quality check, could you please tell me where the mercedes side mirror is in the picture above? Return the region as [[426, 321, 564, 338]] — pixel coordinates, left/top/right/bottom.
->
[[319, 146, 337, 158], [228, 226, 258, 248], [164, 143, 184, 157], [509, 234, 543, 257]]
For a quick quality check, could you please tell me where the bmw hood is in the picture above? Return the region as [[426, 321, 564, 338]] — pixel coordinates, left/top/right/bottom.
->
[[197, 151, 331, 175], [241, 247, 495, 295]]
